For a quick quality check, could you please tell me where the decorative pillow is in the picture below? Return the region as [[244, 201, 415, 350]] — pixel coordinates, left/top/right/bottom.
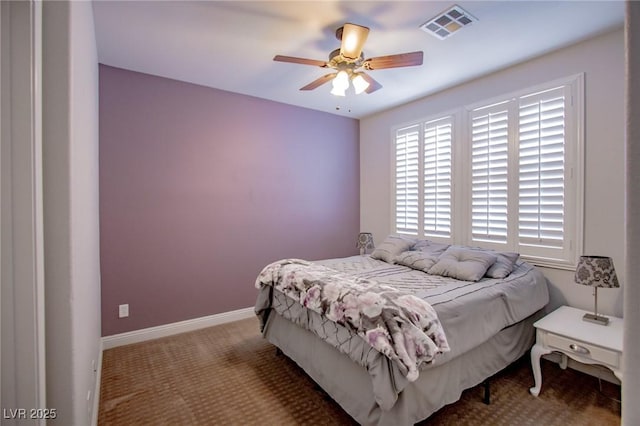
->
[[413, 240, 450, 257], [370, 234, 416, 263], [428, 247, 498, 281], [485, 251, 520, 279], [394, 250, 441, 272]]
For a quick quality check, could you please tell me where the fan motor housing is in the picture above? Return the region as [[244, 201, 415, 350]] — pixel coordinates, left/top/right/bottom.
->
[[328, 48, 364, 68]]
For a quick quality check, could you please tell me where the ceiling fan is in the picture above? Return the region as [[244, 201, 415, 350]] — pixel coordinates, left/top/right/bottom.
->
[[273, 23, 423, 96]]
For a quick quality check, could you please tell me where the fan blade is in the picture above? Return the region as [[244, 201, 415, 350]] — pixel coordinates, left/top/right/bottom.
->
[[363, 51, 423, 70], [360, 73, 383, 94], [273, 55, 328, 68], [300, 73, 335, 91], [339, 23, 369, 61]]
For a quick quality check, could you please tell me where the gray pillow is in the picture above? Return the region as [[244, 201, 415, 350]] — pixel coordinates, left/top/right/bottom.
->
[[394, 250, 440, 272], [413, 240, 450, 257], [428, 247, 498, 281], [485, 251, 520, 278], [370, 234, 416, 263], [465, 246, 520, 279]]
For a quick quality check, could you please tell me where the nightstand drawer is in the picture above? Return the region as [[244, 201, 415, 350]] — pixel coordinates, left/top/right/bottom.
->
[[546, 333, 620, 368]]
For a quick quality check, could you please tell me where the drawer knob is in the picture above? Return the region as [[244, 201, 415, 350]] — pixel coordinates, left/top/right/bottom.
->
[[569, 343, 590, 355]]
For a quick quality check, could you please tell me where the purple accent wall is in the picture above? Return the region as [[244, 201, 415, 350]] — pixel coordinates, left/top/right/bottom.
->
[[99, 65, 359, 336]]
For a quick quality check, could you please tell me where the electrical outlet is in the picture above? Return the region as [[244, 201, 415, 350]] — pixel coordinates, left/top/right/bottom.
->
[[118, 304, 129, 318]]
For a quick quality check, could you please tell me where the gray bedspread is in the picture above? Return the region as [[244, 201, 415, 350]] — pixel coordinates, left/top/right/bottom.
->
[[315, 256, 549, 365], [255, 255, 549, 412], [255, 258, 450, 382]]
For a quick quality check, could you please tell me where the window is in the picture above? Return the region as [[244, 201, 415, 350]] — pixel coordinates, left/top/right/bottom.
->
[[393, 116, 453, 239], [392, 75, 583, 269]]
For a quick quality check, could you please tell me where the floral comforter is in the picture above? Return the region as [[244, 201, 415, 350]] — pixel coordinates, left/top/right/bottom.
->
[[255, 258, 450, 381]]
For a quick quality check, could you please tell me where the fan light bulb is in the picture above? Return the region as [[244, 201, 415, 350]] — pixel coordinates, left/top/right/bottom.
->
[[343, 34, 360, 57], [332, 70, 350, 90], [352, 74, 370, 95], [330, 86, 346, 97]]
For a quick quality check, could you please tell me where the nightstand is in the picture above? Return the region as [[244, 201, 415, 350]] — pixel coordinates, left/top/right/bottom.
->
[[529, 305, 623, 396]]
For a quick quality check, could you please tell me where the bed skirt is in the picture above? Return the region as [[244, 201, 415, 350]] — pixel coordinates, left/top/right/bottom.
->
[[262, 309, 543, 426]]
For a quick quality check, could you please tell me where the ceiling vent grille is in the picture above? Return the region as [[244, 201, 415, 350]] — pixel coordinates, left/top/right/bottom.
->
[[420, 5, 477, 40]]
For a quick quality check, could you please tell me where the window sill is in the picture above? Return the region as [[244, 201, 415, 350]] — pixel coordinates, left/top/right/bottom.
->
[[522, 256, 577, 271]]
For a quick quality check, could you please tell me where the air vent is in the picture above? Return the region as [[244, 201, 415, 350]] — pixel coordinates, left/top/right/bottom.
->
[[420, 5, 477, 40]]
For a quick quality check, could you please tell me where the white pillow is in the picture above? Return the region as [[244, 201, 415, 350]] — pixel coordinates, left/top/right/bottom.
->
[[370, 234, 416, 263], [428, 247, 497, 281]]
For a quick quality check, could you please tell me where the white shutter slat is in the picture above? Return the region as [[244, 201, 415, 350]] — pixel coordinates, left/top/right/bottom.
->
[[471, 106, 509, 243], [395, 125, 420, 235], [423, 117, 453, 238], [518, 87, 566, 248]]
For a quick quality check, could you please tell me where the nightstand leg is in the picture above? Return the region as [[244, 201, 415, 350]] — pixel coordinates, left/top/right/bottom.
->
[[529, 343, 552, 396], [559, 353, 568, 370]]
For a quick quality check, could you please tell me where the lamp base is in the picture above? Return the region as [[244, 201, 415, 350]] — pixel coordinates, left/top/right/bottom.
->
[[582, 313, 610, 326]]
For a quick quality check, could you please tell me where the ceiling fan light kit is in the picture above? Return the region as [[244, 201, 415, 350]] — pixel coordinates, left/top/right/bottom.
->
[[274, 22, 424, 97]]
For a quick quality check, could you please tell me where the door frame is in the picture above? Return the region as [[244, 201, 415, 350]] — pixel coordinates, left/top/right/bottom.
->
[[1, 0, 46, 420]]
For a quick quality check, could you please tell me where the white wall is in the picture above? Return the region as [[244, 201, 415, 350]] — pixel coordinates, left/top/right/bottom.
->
[[360, 28, 625, 317], [623, 2, 640, 424], [43, 1, 102, 424]]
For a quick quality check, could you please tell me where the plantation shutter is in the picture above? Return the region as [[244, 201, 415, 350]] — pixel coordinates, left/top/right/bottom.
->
[[423, 117, 452, 238], [470, 103, 509, 243], [395, 125, 420, 235], [518, 87, 566, 248]]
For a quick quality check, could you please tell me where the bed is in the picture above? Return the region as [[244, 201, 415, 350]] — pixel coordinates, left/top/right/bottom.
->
[[254, 237, 549, 425]]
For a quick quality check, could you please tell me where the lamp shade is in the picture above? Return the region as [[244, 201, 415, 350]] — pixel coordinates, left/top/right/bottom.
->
[[357, 232, 375, 250], [574, 256, 619, 288], [330, 86, 346, 97], [352, 73, 370, 95], [340, 23, 369, 61], [332, 70, 349, 90]]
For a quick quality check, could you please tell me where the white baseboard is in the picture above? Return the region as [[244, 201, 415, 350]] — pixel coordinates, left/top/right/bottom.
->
[[102, 307, 255, 350]]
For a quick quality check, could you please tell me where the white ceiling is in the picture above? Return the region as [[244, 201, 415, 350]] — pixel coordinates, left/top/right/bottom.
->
[[92, 1, 624, 119]]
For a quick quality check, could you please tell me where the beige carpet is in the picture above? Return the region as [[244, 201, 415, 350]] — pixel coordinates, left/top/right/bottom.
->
[[99, 317, 620, 425]]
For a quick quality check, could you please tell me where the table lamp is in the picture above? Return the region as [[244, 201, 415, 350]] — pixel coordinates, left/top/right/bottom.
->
[[574, 255, 619, 325], [357, 232, 374, 255]]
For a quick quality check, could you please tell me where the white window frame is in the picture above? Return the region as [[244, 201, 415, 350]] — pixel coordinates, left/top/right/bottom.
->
[[391, 74, 584, 270], [463, 74, 584, 269]]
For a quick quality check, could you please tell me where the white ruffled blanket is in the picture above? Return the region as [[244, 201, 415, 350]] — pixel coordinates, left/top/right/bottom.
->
[[255, 258, 450, 381]]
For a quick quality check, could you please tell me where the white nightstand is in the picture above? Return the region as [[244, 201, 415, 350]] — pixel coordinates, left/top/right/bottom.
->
[[529, 305, 623, 396]]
